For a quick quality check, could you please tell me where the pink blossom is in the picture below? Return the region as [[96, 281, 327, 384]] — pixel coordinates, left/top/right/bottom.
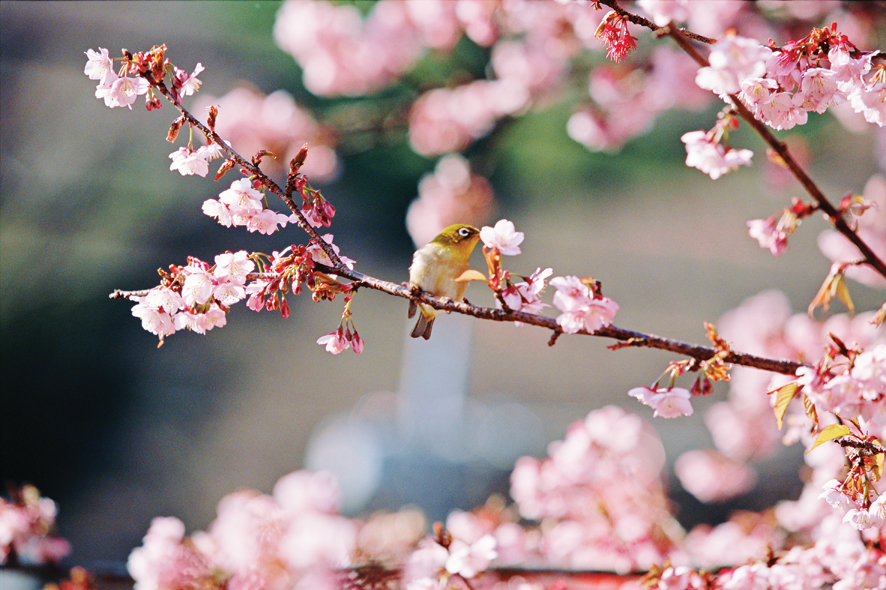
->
[[351, 331, 365, 354], [194, 87, 338, 181], [0, 489, 71, 566], [131, 301, 176, 337], [95, 72, 151, 109], [174, 63, 204, 97], [628, 386, 694, 418], [798, 68, 845, 114], [307, 234, 356, 269], [273, 470, 341, 515], [828, 46, 872, 90], [212, 282, 246, 306], [637, 0, 689, 27], [867, 494, 886, 528], [181, 268, 214, 307], [550, 275, 619, 333], [172, 310, 205, 334], [480, 219, 524, 255], [817, 174, 886, 288], [279, 512, 357, 570], [402, 537, 448, 586], [245, 279, 270, 312], [127, 516, 212, 590], [219, 179, 264, 213], [317, 328, 350, 354], [202, 198, 233, 227], [747, 216, 788, 255], [695, 36, 771, 96], [681, 130, 753, 180], [675, 450, 757, 503], [849, 80, 886, 127], [739, 76, 778, 111], [197, 304, 227, 332], [84, 47, 114, 84], [406, 154, 494, 247], [655, 565, 707, 590], [214, 251, 254, 285], [818, 479, 856, 513], [408, 80, 526, 156], [444, 534, 497, 578], [501, 267, 553, 322], [246, 209, 290, 235], [168, 147, 209, 177], [758, 92, 808, 131], [144, 287, 185, 314]]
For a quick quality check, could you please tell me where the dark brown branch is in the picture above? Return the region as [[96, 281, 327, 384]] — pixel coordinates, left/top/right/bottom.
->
[[112, 263, 805, 375], [839, 437, 886, 456], [325, 265, 805, 376]]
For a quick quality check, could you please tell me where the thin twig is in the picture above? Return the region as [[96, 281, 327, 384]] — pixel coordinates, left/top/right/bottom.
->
[[145, 76, 344, 268]]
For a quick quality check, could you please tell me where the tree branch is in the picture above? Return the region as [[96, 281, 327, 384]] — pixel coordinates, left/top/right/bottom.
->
[[321, 265, 805, 375], [594, 1, 886, 281], [143, 74, 343, 267]]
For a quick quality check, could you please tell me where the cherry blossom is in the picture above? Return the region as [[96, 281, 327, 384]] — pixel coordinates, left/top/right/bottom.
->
[[500, 267, 553, 322], [444, 534, 497, 578], [628, 386, 694, 418], [168, 146, 209, 177], [83, 47, 114, 84], [0, 486, 71, 566], [681, 129, 753, 180], [550, 275, 619, 333], [317, 328, 350, 355], [173, 63, 204, 98], [406, 154, 494, 247], [94, 72, 151, 109], [695, 35, 771, 96], [675, 449, 757, 502], [747, 215, 788, 255], [480, 219, 524, 256]]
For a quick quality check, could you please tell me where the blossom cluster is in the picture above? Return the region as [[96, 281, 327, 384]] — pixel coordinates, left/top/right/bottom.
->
[[126, 470, 504, 590], [202, 178, 298, 235], [509, 405, 682, 573], [651, 538, 886, 590], [0, 485, 71, 566], [681, 28, 884, 180], [129, 241, 353, 346], [85, 45, 203, 110]]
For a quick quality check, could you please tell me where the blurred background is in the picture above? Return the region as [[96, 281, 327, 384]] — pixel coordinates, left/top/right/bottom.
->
[[1, 0, 884, 566]]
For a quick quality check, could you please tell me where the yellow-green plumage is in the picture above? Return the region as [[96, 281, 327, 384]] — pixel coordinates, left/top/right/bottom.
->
[[408, 224, 481, 340]]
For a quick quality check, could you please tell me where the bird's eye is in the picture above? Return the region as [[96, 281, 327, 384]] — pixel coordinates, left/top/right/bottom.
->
[[458, 227, 471, 237]]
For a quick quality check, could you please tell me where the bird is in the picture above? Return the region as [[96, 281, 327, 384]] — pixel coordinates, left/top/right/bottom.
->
[[408, 224, 481, 340]]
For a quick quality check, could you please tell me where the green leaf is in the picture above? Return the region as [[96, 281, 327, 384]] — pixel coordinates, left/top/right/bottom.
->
[[807, 424, 851, 454]]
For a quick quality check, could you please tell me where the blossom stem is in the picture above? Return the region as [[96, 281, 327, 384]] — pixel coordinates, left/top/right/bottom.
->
[[141, 74, 344, 269]]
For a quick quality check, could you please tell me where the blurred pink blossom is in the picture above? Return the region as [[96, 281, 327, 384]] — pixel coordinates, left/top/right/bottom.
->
[[406, 154, 495, 247], [194, 87, 338, 181], [675, 449, 758, 503]]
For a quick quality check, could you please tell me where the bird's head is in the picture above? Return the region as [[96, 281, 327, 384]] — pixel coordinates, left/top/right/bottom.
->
[[431, 224, 481, 256]]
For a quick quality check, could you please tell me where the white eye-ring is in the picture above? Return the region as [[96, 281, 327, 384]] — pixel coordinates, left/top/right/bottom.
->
[[458, 227, 471, 237]]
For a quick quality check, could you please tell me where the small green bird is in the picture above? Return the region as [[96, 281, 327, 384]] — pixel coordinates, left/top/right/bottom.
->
[[408, 224, 481, 340]]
